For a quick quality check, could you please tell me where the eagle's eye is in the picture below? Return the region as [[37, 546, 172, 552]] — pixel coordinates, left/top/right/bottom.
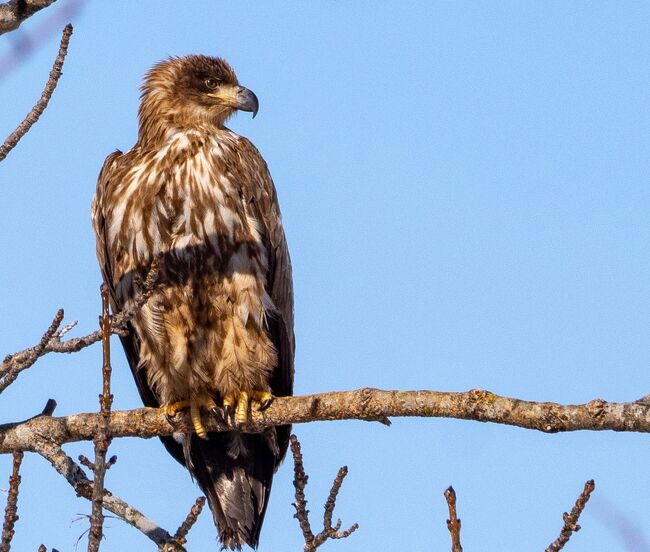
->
[[204, 78, 219, 90]]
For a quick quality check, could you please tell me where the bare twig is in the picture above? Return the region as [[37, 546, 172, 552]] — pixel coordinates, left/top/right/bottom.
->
[[290, 435, 358, 552], [0, 451, 23, 552], [545, 480, 595, 552], [171, 497, 206, 546], [290, 435, 314, 544], [87, 286, 114, 552], [0, 23, 72, 162], [0, 310, 63, 394], [3, 389, 650, 454], [444, 486, 463, 552], [32, 438, 178, 549], [0, 258, 160, 393], [0, 0, 57, 35]]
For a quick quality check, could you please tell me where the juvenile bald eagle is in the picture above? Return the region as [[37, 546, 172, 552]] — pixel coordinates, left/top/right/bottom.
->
[[91, 55, 294, 549]]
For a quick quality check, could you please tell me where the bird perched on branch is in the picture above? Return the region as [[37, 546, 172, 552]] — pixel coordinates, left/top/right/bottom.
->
[[91, 55, 294, 549]]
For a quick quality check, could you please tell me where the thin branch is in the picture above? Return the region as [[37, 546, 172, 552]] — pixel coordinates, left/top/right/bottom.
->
[[3, 388, 650, 454], [290, 435, 358, 552], [0, 23, 72, 162], [87, 286, 114, 552], [0, 0, 57, 35], [170, 497, 206, 548], [0, 451, 23, 552], [444, 486, 462, 552], [290, 435, 314, 545], [0, 258, 160, 393], [31, 438, 178, 550], [545, 480, 595, 552], [0, 310, 63, 394]]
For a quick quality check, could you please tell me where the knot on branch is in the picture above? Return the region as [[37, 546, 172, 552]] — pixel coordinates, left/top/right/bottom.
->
[[586, 399, 606, 420]]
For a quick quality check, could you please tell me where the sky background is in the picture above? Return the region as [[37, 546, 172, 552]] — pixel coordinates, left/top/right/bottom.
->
[[1, 1, 649, 550]]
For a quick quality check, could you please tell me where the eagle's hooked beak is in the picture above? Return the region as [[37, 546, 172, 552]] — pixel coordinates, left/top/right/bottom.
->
[[208, 85, 259, 119]]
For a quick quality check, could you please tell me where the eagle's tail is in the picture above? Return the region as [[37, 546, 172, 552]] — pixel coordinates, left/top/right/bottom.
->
[[187, 431, 278, 550]]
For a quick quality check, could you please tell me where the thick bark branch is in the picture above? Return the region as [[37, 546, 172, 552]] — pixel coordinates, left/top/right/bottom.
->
[[1, 388, 649, 453], [0, 0, 57, 35]]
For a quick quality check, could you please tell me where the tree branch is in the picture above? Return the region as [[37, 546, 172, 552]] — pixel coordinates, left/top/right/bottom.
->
[[0, 23, 72, 162], [0, 310, 63, 395], [290, 435, 358, 552], [0, 451, 23, 552], [2, 388, 650, 454], [31, 438, 195, 551], [0, 0, 57, 35], [545, 480, 595, 552], [87, 286, 114, 552], [169, 497, 206, 550], [444, 486, 462, 552], [0, 257, 160, 394]]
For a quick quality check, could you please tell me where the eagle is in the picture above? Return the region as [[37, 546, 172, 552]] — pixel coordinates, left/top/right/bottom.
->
[[91, 55, 294, 549]]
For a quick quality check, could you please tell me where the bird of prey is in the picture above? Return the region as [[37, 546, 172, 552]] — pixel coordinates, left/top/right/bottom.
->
[[91, 55, 294, 549]]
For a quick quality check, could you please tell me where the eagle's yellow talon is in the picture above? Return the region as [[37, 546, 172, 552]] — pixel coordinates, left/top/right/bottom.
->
[[205, 397, 219, 417], [191, 401, 207, 439], [252, 390, 274, 410], [223, 396, 234, 419], [236, 391, 249, 424], [165, 400, 190, 418]]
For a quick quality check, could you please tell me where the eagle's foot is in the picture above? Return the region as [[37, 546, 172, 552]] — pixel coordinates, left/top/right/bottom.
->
[[164, 400, 190, 425], [222, 396, 234, 421], [251, 390, 274, 411], [235, 391, 249, 425], [221, 390, 274, 426], [190, 401, 208, 439], [164, 399, 220, 439]]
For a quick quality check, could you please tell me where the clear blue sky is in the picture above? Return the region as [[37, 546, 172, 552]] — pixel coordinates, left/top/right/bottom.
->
[[1, 1, 649, 550]]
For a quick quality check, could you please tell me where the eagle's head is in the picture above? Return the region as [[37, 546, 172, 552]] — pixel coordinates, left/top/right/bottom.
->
[[138, 55, 259, 142]]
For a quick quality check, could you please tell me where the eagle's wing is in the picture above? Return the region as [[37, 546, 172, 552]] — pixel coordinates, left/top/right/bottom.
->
[[187, 138, 295, 547], [238, 137, 295, 466], [92, 150, 161, 410]]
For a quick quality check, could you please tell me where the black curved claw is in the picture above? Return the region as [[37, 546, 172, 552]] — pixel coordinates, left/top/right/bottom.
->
[[210, 406, 223, 421], [258, 396, 274, 411], [223, 404, 232, 420], [164, 412, 180, 427]]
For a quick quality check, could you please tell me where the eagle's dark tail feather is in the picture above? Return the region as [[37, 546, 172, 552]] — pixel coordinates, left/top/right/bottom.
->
[[161, 431, 277, 550]]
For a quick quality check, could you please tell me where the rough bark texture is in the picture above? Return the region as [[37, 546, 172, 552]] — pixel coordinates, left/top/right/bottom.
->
[[2, 388, 650, 454], [0, 0, 57, 35]]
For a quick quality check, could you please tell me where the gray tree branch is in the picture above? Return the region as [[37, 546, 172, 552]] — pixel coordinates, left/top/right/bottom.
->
[[32, 437, 198, 551], [1, 388, 650, 454], [0, 0, 57, 35]]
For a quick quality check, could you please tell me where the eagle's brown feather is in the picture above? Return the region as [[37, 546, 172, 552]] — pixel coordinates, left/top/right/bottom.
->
[[91, 56, 294, 549]]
